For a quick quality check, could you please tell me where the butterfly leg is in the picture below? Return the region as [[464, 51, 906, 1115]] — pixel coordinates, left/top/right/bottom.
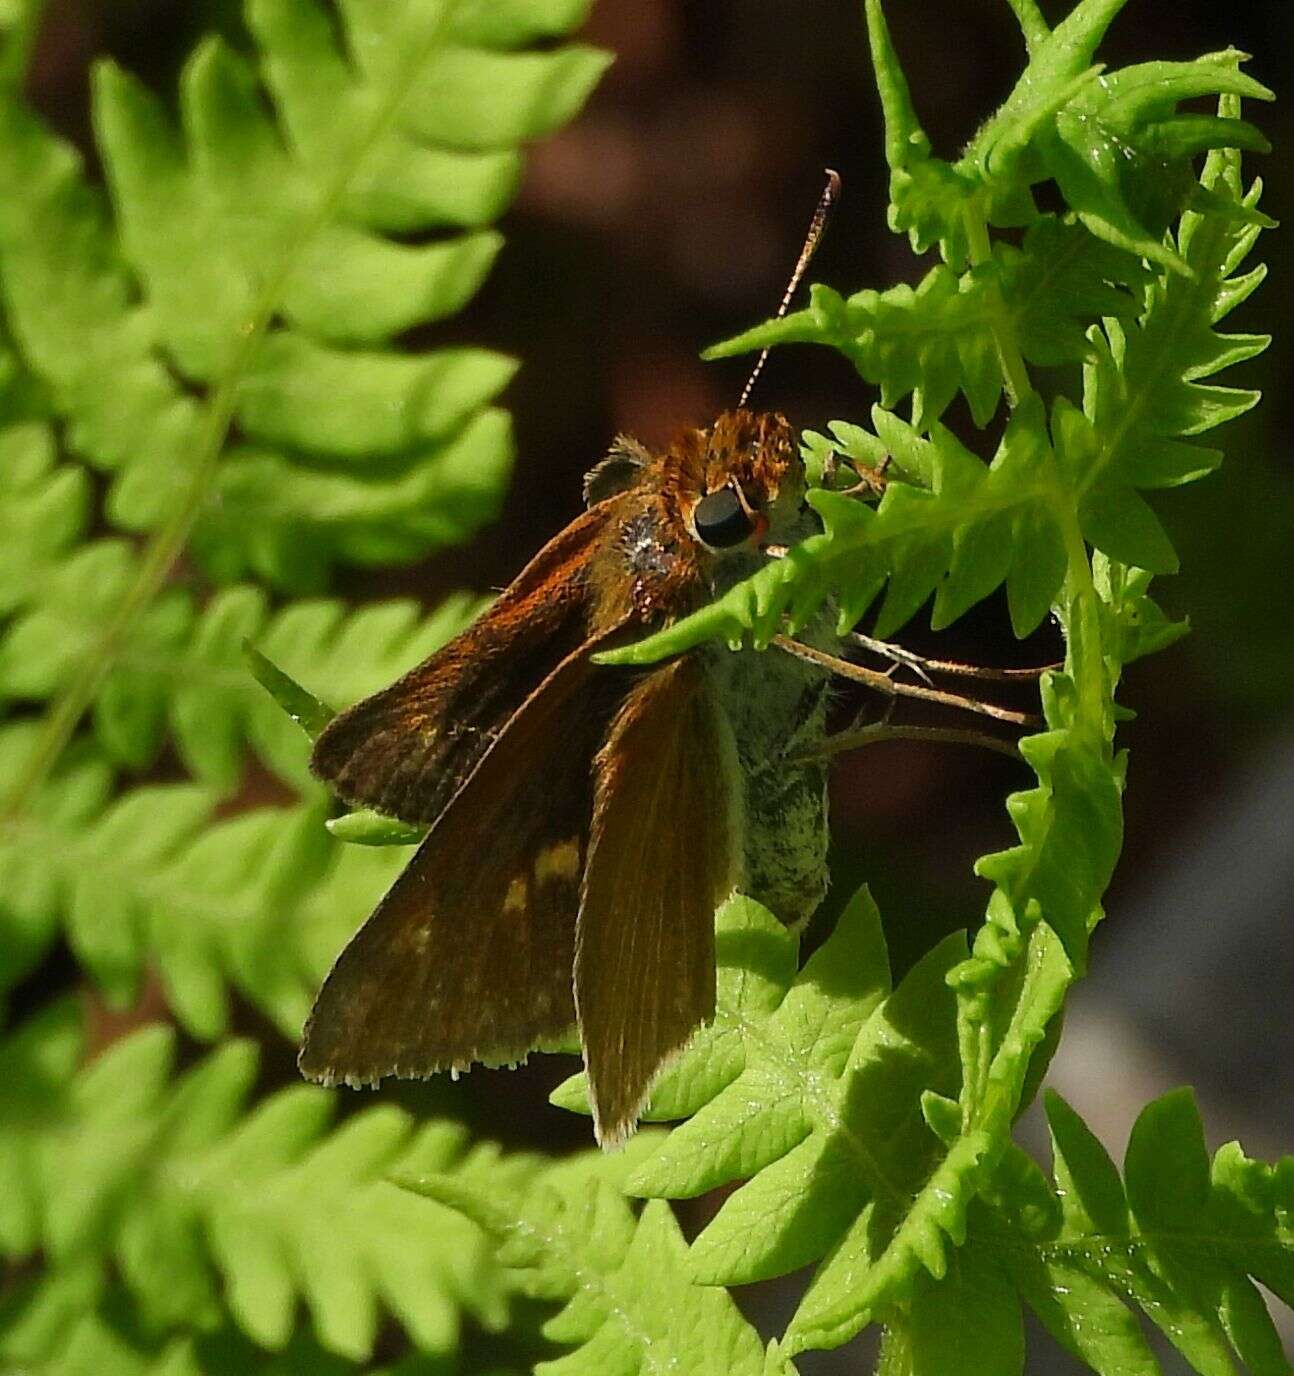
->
[[848, 631, 1061, 683], [800, 719, 1025, 764], [820, 450, 891, 498], [771, 635, 1040, 726]]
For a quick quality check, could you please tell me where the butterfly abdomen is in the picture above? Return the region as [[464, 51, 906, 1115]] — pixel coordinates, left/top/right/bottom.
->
[[711, 631, 832, 930]]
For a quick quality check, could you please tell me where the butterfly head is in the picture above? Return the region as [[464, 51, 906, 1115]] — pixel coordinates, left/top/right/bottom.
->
[[672, 409, 804, 556]]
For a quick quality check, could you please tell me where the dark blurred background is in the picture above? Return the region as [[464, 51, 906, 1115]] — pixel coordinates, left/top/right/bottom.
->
[[23, 0, 1293, 1370]]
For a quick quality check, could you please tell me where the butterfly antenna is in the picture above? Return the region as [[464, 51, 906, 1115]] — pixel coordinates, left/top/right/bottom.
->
[[738, 167, 841, 409]]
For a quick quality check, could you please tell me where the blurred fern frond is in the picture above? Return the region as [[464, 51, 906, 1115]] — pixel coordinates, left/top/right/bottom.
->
[[0, 0, 607, 834], [0, 1009, 520, 1365], [0, 726, 423, 1035], [0, 0, 608, 587], [0, 3, 608, 1370]]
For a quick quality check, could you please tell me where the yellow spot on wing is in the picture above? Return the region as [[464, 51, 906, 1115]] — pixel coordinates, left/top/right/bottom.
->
[[535, 839, 580, 885], [503, 876, 528, 913]]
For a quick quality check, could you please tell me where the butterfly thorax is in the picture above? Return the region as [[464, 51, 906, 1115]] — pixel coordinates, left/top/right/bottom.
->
[[584, 408, 807, 624]]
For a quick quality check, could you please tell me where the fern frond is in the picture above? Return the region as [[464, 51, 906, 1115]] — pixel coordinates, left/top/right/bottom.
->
[[0, 0, 606, 587], [772, 486, 1123, 1355], [0, 541, 482, 785], [598, 129, 1268, 667], [778, 144, 1267, 1362], [0, 726, 113, 995], [1074, 124, 1270, 565], [934, 1090, 1294, 1376], [408, 1143, 789, 1375], [0, 1012, 513, 1363], [701, 2, 1271, 433], [2, 1273, 463, 1374], [707, 217, 1150, 431], [0, 420, 88, 620], [0, 733, 417, 1033], [866, 0, 1271, 270]]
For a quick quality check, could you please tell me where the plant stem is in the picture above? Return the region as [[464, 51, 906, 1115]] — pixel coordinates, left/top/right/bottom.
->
[[962, 200, 1033, 407], [1002, 0, 1050, 53]]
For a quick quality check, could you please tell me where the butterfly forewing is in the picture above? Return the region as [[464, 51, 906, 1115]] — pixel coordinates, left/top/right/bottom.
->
[[300, 644, 632, 1085], [575, 655, 743, 1146], [310, 506, 617, 824]]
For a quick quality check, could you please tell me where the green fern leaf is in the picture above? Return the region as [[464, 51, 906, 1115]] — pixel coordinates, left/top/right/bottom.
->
[[865, 0, 1271, 270], [706, 218, 1150, 430], [1073, 126, 1270, 564], [705, 3, 1271, 439], [768, 600, 1121, 1351], [903, 1240, 1026, 1376], [0, 996, 81, 1255], [1092, 554, 1189, 665], [772, 207, 1259, 1342], [0, 1016, 513, 1363], [0, 0, 607, 587], [771, 667, 1116, 1352], [598, 124, 1267, 669], [0, 731, 415, 1032], [407, 1148, 787, 1375], [949, 1091, 1294, 1376], [0, 0, 46, 91], [0, 725, 113, 994], [0, 421, 87, 620], [0, 1278, 473, 1373], [0, 539, 191, 769], [0, 562, 482, 785]]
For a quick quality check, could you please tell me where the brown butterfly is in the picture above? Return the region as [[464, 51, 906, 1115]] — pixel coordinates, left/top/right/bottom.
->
[[300, 403, 838, 1146], [297, 174, 849, 1147]]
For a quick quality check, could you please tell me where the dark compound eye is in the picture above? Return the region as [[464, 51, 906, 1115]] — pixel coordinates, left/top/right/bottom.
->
[[693, 485, 755, 548]]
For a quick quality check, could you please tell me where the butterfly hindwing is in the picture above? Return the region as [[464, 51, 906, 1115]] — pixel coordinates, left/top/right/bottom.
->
[[299, 644, 632, 1085], [310, 506, 615, 823], [575, 655, 744, 1146]]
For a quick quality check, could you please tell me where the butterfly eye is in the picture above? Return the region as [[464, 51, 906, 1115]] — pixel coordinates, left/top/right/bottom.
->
[[693, 485, 755, 548]]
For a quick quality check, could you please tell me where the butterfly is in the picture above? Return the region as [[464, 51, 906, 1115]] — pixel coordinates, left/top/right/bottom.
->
[[295, 171, 855, 1146], [299, 405, 837, 1146]]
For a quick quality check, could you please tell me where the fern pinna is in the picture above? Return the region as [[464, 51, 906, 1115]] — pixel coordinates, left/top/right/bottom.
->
[[0, 0, 1288, 1374]]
